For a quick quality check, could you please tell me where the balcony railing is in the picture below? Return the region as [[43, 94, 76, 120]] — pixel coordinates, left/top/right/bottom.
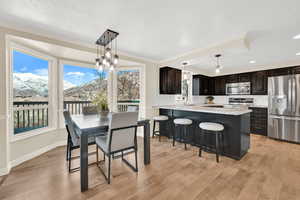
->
[[13, 100, 140, 134]]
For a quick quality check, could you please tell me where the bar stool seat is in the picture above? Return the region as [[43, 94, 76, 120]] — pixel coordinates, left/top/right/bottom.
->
[[198, 122, 224, 163], [152, 115, 169, 141], [173, 118, 193, 149], [199, 122, 224, 132], [153, 115, 169, 121], [174, 118, 192, 125]]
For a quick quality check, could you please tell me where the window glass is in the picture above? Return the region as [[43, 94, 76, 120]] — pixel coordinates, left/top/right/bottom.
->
[[13, 50, 49, 134]]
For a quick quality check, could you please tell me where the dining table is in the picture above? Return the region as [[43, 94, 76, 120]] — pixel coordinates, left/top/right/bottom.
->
[[71, 113, 151, 192]]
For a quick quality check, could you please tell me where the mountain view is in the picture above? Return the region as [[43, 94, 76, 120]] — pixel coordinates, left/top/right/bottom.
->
[[13, 70, 140, 102]]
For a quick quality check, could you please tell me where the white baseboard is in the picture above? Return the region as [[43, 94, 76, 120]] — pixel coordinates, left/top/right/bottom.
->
[[0, 164, 11, 177], [10, 140, 67, 170]]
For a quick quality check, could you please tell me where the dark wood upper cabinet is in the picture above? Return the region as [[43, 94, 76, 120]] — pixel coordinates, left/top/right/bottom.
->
[[226, 74, 238, 83], [268, 67, 291, 77], [159, 67, 182, 94], [192, 75, 213, 95], [291, 66, 300, 74], [238, 73, 251, 82], [214, 76, 226, 95], [251, 71, 268, 95]]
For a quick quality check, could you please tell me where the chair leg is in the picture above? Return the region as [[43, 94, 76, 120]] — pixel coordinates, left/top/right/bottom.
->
[[66, 139, 70, 161], [96, 146, 99, 164], [68, 148, 72, 172], [108, 155, 111, 184], [198, 147, 202, 157], [216, 133, 219, 163], [135, 149, 138, 172]]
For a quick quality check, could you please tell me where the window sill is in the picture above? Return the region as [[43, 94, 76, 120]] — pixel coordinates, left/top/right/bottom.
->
[[10, 127, 57, 143]]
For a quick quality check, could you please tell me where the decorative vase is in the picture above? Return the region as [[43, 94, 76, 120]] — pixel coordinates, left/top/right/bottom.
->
[[99, 110, 109, 118]]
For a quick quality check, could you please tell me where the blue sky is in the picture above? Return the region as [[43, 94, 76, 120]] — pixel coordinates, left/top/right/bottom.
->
[[13, 50, 49, 76], [13, 50, 107, 87]]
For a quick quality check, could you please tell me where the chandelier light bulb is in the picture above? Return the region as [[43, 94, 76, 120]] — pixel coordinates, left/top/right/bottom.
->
[[216, 66, 220, 73], [99, 64, 103, 71], [95, 58, 100, 67], [110, 64, 115, 71], [105, 47, 111, 58], [113, 54, 119, 65]]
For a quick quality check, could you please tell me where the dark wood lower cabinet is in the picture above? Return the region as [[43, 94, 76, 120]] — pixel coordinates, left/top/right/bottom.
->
[[250, 107, 268, 136]]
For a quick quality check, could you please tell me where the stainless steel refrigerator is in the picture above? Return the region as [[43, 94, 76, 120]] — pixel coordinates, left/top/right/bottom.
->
[[268, 74, 300, 143]]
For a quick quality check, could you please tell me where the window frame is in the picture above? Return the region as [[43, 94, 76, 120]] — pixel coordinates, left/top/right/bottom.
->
[[8, 42, 58, 142]]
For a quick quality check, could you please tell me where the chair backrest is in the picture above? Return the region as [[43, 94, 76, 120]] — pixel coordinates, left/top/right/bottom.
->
[[127, 105, 138, 112], [63, 110, 79, 146], [107, 112, 138, 153], [82, 106, 98, 115]]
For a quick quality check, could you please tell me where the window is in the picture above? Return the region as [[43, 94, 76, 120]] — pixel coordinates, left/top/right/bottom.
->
[[12, 50, 50, 134], [63, 64, 107, 114], [116, 69, 140, 112]]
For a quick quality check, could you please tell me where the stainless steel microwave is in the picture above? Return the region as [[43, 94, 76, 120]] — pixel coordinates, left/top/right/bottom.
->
[[226, 82, 251, 95]]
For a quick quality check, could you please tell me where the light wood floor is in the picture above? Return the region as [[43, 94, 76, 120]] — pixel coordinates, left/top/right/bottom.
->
[[1, 135, 300, 200]]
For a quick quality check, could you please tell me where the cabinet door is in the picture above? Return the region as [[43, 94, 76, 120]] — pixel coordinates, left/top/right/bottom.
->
[[250, 107, 268, 136], [160, 67, 181, 94], [174, 69, 182, 94], [214, 76, 226, 95], [251, 71, 268, 95], [226, 74, 238, 83], [239, 73, 251, 82], [192, 76, 200, 95], [268, 68, 291, 77], [291, 66, 300, 74], [159, 68, 168, 94]]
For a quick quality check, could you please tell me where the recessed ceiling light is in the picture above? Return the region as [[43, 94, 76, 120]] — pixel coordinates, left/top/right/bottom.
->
[[293, 34, 300, 40], [296, 52, 300, 56], [249, 60, 256, 64]]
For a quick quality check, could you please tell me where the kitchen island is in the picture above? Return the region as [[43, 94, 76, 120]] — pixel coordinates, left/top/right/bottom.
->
[[156, 105, 252, 160]]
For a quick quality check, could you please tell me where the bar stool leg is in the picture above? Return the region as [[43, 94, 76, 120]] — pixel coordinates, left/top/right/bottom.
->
[[158, 121, 161, 142], [215, 132, 220, 163], [173, 125, 176, 146], [152, 120, 156, 138], [184, 126, 187, 150]]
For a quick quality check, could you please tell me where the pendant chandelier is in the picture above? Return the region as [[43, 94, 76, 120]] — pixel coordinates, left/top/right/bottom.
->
[[215, 54, 222, 73], [95, 29, 119, 71]]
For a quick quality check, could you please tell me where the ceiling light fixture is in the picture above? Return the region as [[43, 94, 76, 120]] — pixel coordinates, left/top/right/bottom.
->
[[215, 54, 222, 74], [95, 29, 119, 71], [249, 60, 256, 64], [293, 34, 300, 40], [182, 61, 189, 80]]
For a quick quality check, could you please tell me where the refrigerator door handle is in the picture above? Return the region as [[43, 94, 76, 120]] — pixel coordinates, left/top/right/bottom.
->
[[288, 78, 292, 112], [269, 115, 300, 121], [293, 76, 297, 113]]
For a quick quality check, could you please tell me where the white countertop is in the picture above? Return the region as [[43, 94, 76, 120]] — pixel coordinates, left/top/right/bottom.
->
[[153, 104, 252, 115]]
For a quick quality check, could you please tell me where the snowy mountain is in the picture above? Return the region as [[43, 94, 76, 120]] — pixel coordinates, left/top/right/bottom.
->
[[13, 73, 75, 98]]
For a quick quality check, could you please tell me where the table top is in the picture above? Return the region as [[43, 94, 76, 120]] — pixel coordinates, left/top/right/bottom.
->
[[71, 114, 149, 135]]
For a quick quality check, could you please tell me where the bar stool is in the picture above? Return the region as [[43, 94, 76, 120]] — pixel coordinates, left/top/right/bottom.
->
[[199, 122, 224, 163], [152, 115, 169, 141], [173, 118, 193, 150]]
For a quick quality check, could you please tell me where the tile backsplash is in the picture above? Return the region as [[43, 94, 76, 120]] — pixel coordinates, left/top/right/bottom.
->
[[192, 95, 268, 106]]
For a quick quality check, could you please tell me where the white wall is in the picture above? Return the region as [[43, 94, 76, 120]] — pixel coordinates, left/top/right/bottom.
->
[[0, 31, 10, 175]]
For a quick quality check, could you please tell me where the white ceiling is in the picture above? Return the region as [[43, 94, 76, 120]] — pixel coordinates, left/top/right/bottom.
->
[[1, 0, 300, 74], [9, 36, 141, 66]]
